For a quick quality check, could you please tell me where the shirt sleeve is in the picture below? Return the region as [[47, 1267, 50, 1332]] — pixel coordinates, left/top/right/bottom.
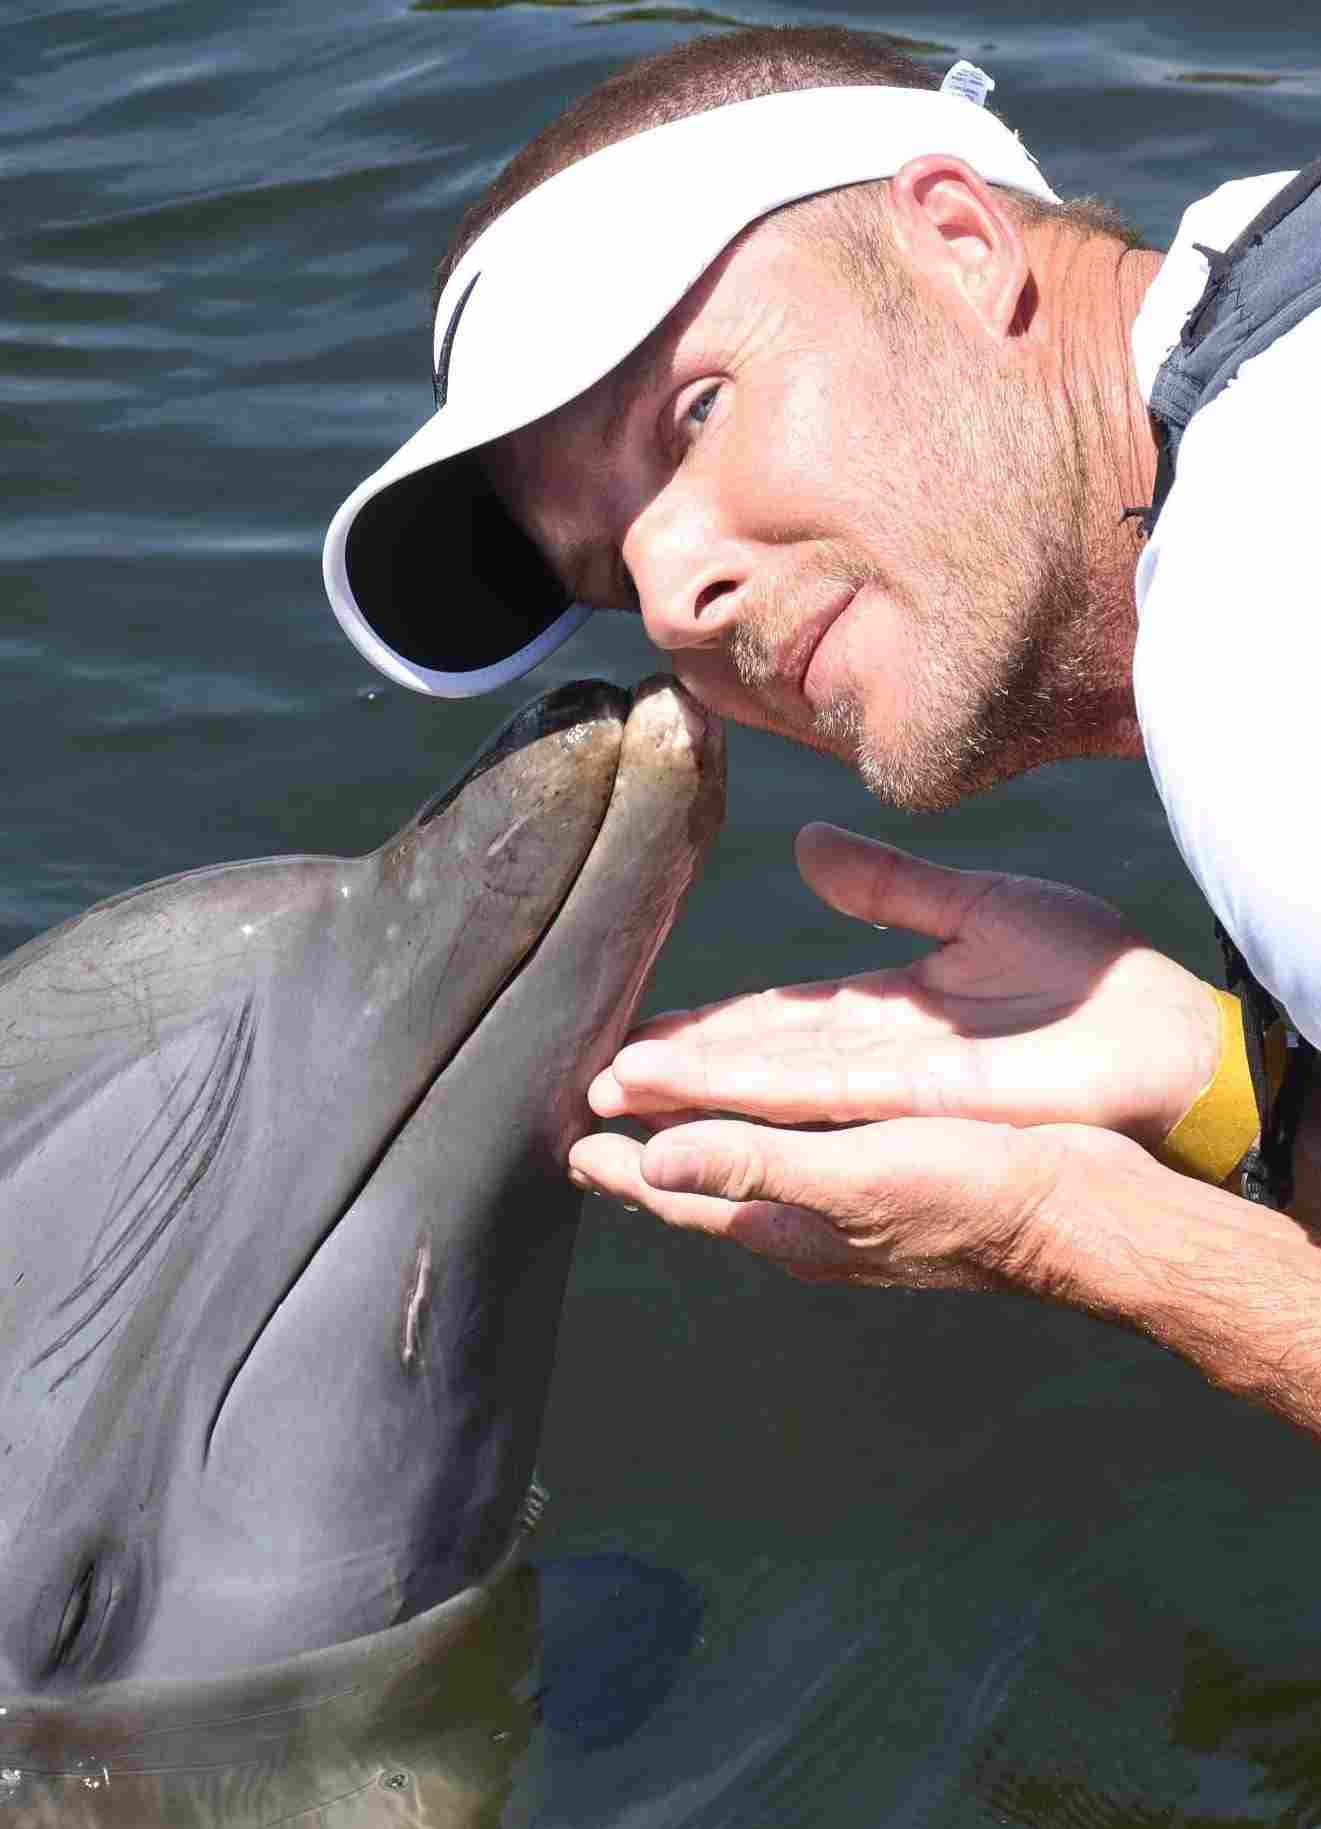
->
[[1133, 308, 1321, 1045]]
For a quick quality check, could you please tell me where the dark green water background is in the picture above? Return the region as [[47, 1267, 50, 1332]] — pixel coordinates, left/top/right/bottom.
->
[[6, 1, 1321, 1821]]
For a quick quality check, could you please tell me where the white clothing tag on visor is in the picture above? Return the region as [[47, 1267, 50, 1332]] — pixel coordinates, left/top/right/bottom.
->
[[940, 61, 996, 107]]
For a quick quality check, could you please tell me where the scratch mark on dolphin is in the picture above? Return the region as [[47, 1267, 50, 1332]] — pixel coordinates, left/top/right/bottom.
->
[[47, 1315, 128, 1396], [29, 997, 255, 1380], [402, 1240, 431, 1371], [79, 999, 253, 1281], [484, 815, 531, 861]]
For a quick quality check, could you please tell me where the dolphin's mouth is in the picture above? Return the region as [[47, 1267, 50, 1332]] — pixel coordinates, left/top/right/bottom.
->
[[415, 678, 632, 829], [334, 678, 640, 1197]]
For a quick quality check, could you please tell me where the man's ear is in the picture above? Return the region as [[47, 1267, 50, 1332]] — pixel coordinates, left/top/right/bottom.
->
[[886, 155, 1032, 340]]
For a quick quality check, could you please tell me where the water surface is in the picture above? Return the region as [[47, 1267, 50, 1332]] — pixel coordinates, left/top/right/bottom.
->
[[5, 1, 1321, 1821]]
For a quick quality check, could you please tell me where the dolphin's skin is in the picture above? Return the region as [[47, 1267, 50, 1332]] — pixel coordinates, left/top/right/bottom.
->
[[0, 676, 723, 1732], [0, 1551, 704, 1825], [0, 1545, 544, 1825]]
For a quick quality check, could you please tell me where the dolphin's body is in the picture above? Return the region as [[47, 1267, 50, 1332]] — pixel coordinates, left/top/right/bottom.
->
[[0, 676, 722, 1816]]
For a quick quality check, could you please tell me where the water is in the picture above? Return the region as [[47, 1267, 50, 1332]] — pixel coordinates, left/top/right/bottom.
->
[[5, 0, 1321, 1821]]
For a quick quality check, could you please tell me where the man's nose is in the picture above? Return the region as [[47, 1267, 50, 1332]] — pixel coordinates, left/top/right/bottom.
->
[[622, 491, 752, 652]]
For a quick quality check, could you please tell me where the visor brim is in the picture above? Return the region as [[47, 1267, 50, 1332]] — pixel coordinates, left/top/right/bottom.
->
[[325, 437, 590, 698]]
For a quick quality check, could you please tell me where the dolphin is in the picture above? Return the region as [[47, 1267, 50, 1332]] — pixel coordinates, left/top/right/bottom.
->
[[0, 676, 723, 1752]]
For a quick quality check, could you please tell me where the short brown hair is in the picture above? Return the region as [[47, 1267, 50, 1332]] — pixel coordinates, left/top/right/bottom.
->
[[433, 28, 941, 311], [433, 26, 1139, 319]]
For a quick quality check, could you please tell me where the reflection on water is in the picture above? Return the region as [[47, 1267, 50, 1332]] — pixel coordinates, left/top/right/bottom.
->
[[406, 0, 955, 53], [6, 0, 1321, 1822], [1171, 69, 1286, 85]]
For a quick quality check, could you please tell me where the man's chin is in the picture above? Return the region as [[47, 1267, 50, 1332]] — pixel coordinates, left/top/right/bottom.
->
[[853, 718, 1030, 814], [854, 755, 971, 814]]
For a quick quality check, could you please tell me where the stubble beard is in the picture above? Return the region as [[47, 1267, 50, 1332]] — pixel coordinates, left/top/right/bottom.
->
[[774, 333, 1095, 814], [850, 494, 1095, 814], [727, 479, 1094, 816]]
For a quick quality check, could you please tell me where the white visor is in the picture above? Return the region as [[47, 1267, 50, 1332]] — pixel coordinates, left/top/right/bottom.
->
[[322, 77, 1058, 697]]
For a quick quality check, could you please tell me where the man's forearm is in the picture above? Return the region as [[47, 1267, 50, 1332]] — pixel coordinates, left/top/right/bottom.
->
[[1036, 1131, 1321, 1441]]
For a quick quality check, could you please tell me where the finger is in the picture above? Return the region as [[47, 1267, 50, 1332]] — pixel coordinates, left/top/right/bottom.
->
[[618, 982, 856, 1055], [585, 1068, 709, 1126], [569, 1130, 787, 1236], [588, 1057, 723, 1120], [639, 1115, 1028, 1237], [568, 1131, 860, 1272], [599, 1018, 1002, 1125], [796, 823, 1005, 941], [640, 1118, 877, 1218], [590, 1017, 820, 1118], [587, 1064, 628, 1116], [603, 1035, 879, 1123], [608, 1016, 1204, 1135]]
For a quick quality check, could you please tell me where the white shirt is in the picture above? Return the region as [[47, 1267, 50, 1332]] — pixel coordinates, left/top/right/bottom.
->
[[1132, 174, 1321, 1046]]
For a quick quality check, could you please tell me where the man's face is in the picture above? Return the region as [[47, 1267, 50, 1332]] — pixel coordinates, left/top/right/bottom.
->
[[487, 209, 1089, 811]]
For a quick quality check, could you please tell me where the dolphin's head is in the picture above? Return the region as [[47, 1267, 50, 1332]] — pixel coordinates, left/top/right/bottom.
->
[[0, 677, 723, 1690]]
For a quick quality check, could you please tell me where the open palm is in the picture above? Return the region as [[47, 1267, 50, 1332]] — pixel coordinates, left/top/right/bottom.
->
[[589, 822, 1220, 1149]]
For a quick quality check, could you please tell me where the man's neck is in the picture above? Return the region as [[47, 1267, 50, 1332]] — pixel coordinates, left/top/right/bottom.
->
[[1037, 227, 1165, 762]]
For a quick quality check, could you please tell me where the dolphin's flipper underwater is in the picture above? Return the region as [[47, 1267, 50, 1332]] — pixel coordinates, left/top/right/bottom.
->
[[0, 676, 722, 1819]]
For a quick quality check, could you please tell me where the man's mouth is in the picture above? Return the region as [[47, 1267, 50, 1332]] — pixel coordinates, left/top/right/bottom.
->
[[781, 586, 857, 705], [669, 585, 858, 740]]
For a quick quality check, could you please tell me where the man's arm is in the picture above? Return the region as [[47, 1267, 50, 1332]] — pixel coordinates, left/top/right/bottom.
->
[[1033, 1123, 1321, 1442], [570, 1113, 1321, 1441], [569, 820, 1321, 1438]]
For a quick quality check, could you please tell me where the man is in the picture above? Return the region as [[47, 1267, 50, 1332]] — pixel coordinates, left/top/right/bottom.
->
[[323, 30, 1321, 1437]]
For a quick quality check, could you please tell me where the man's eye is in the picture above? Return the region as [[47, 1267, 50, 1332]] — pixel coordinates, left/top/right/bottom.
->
[[661, 381, 723, 459], [683, 385, 720, 431]]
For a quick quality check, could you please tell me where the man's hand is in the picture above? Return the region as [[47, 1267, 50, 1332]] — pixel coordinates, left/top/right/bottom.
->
[[569, 823, 1321, 1440], [570, 1110, 1111, 1291], [587, 822, 1222, 1149], [569, 1109, 1321, 1439]]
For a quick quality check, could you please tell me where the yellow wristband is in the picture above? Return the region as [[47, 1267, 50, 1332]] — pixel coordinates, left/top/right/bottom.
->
[[1154, 988, 1261, 1185]]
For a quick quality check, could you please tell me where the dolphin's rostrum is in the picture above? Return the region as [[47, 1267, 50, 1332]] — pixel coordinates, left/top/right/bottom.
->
[[0, 675, 724, 1702]]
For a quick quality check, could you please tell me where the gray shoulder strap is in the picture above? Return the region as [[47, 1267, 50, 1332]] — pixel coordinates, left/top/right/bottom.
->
[[1148, 156, 1321, 494]]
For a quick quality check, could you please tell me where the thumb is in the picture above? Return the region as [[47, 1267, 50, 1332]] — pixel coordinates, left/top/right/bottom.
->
[[641, 1116, 979, 1223], [640, 1119, 871, 1222], [795, 823, 1003, 943], [638, 1117, 1042, 1283]]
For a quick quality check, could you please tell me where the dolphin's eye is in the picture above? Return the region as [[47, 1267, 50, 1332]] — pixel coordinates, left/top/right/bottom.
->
[[50, 1563, 96, 1671], [38, 1549, 139, 1684]]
